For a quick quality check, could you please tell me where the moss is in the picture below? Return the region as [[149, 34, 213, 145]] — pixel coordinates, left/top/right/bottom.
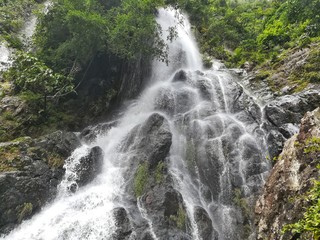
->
[[304, 137, 320, 154], [243, 224, 252, 239], [47, 153, 64, 168], [17, 202, 33, 223], [134, 162, 149, 197], [12, 136, 32, 143], [255, 70, 272, 81], [186, 140, 196, 169], [0, 144, 20, 172], [233, 188, 253, 237], [2, 111, 15, 121], [0, 163, 18, 172], [155, 161, 165, 184], [170, 206, 187, 230], [233, 188, 251, 219]]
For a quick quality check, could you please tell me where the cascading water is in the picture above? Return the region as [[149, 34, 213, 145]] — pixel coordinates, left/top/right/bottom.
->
[[0, 1, 52, 71], [1, 8, 270, 240]]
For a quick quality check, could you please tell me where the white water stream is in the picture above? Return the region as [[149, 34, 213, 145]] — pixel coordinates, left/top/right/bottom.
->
[[0, 1, 52, 72], [1, 7, 270, 240]]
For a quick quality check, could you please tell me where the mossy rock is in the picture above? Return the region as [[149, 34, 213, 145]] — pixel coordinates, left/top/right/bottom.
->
[[17, 202, 33, 223], [134, 162, 149, 197]]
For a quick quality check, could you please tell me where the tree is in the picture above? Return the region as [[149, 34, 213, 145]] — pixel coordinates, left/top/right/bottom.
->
[[5, 51, 73, 115]]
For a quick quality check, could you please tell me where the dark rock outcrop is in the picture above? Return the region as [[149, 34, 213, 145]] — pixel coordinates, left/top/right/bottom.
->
[[112, 207, 133, 240], [194, 206, 219, 240], [79, 121, 116, 143], [117, 113, 193, 239], [138, 188, 191, 240], [75, 146, 104, 187], [123, 113, 172, 170], [255, 108, 320, 240], [116, 56, 152, 104], [0, 131, 80, 234], [172, 70, 188, 82], [264, 90, 320, 158]]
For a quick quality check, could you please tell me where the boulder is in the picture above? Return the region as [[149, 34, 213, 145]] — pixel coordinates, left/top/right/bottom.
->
[[36, 131, 80, 158], [0, 131, 80, 234], [133, 113, 172, 169], [172, 70, 188, 82], [112, 207, 132, 240], [194, 206, 219, 240], [75, 146, 104, 186], [79, 121, 116, 143]]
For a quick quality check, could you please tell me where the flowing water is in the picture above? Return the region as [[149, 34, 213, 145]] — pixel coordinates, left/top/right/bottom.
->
[[0, 1, 51, 72], [2, 8, 270, 240]]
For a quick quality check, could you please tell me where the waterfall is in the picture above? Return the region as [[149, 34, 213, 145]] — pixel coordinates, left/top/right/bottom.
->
[[1, 8, 270, 240], [0, 1, 52, 72]]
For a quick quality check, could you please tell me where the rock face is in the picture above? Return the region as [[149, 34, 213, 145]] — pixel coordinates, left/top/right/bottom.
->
[[264, 89, 320, 159], [113, 113, 193, 239], [0, 131, 80, 234], [116, 56, 152, 104], [79, 121, 116, 143], [112, 207, 133, 240], [75, 146, 104, 187], [122, 113, 172, 169], [255, 108, 320, 240], [194, 206, 218, 240]]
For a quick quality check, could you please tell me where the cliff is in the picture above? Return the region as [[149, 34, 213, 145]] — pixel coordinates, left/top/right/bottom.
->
[[256, 107, 320, 239]]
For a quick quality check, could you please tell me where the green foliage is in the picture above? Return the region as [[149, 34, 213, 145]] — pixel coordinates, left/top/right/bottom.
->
[[47, 152, 64, 168], [282, 180, 320, 239], [155, 161, 165, 184], [4, 51, 73, 113], [233, 188, 250, 219], [170, 206, 187, 230], [134, 162, 149, 197], [17, 202, 33, 223], [8, 52, 72, 93], [304, 137, 320, 154], [35, 0, 169, 72], [0, 0, 42, 48], [175, 0, 320, 69], [0, 0, 35, 34], [107, 0, 168, 62], [282, 135, 320, 239]]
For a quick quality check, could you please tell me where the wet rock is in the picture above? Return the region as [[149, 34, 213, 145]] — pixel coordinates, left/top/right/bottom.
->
[[75, 146, 104, 187], [197, 79, 213, 100], [266, 130, 286, 159], [116, 55, 151, 104], [265, 90, 320, 128], [194, 206, 219, 240], [163, 191, 181, 217], [112, 207, 132, 240], [174, 90, 197, 114], [138, 188, 192, 240], [79, 121, 116, 143], [172, 70, 187, 82], [154, 88, 175, 115], [134, 113, 172, 169], [0, 131, 80, 234], [196, 140, 223, 201], [264, 89, 320, 158], [255, 108, 320, 240], [36, 131, 81, 158]]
